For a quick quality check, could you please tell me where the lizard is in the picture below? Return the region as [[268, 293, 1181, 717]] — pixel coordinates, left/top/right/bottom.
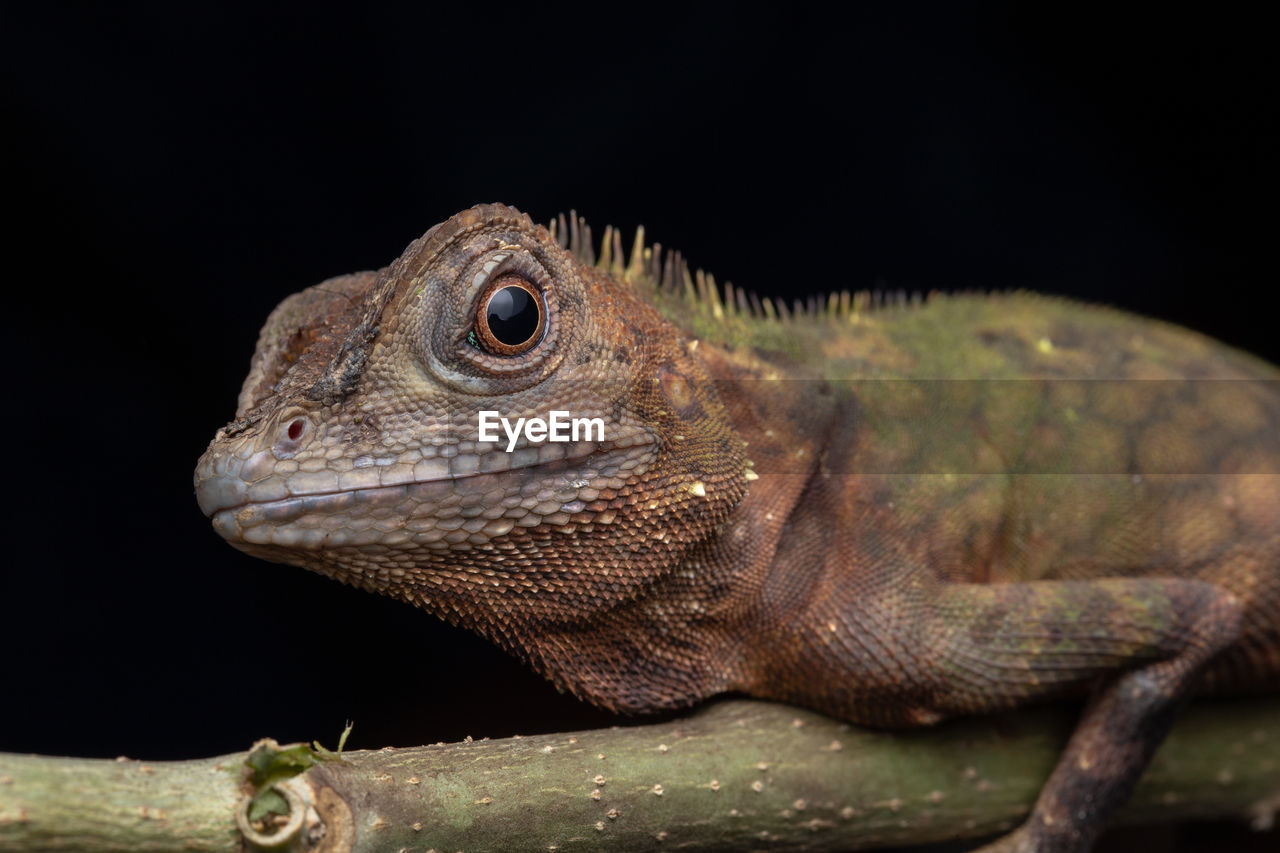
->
[[194, 203, 1279, 852]]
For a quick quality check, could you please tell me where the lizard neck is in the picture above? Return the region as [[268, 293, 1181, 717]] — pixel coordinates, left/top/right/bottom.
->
[[486, 341, 842, 714], [445, 340, 941, 721], [698, 342, 944, 726]]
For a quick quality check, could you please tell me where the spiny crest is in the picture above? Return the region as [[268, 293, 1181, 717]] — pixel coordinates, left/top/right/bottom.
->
[[548, 211, 927, 329]]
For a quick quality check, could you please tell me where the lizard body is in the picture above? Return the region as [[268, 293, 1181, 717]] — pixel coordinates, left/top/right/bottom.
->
[[195, 204, 1279, 851]]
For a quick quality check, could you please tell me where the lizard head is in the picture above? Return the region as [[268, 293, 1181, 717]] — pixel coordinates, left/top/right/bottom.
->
[[195, 203, 749, 641]]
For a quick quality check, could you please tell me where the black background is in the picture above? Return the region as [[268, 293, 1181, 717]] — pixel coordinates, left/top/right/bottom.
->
[[2, 4, 1276, 847]]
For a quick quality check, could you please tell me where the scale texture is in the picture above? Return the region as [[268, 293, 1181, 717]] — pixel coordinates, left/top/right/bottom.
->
[[196, 204, 1279, 852]]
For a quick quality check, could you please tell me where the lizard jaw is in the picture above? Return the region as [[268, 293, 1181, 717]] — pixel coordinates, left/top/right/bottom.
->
[[195, 435, 658, 554], [193, 435, 605, 517]]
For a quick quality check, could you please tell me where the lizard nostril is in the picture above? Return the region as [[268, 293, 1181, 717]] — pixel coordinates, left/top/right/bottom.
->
[[272, 414, 310, 459]]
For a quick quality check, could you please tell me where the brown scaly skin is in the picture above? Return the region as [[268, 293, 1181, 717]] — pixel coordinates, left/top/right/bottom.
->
[[195, 204, 1279, 852]]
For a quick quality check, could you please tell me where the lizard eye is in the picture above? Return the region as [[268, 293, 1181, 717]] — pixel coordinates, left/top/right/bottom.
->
[[474, 274, 547, 356]]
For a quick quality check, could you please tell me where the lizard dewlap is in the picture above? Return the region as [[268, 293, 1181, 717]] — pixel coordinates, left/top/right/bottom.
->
[[195, 204, 1279, 853]]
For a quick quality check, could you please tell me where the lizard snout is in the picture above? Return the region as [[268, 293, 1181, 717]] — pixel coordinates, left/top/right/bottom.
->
[[193, 410, 309, 517]]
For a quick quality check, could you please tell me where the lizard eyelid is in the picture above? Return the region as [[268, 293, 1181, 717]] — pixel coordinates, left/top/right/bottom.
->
[[427, 239, 565, 387]]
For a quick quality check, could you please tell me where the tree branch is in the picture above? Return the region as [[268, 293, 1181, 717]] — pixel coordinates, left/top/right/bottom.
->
[[2, 698, 1277, 852]]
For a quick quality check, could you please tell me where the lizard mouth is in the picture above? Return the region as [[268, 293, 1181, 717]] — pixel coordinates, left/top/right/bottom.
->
[[195, 435, 656, 552]]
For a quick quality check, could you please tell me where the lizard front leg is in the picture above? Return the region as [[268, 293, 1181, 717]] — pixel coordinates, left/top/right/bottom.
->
[[931, 578, 1243, 852], [754, 573, 1244, 851]]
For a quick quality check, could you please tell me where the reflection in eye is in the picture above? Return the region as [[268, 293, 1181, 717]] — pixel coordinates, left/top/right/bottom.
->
[[487, 284, 540, 346], [475, 275, 546, 356]]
